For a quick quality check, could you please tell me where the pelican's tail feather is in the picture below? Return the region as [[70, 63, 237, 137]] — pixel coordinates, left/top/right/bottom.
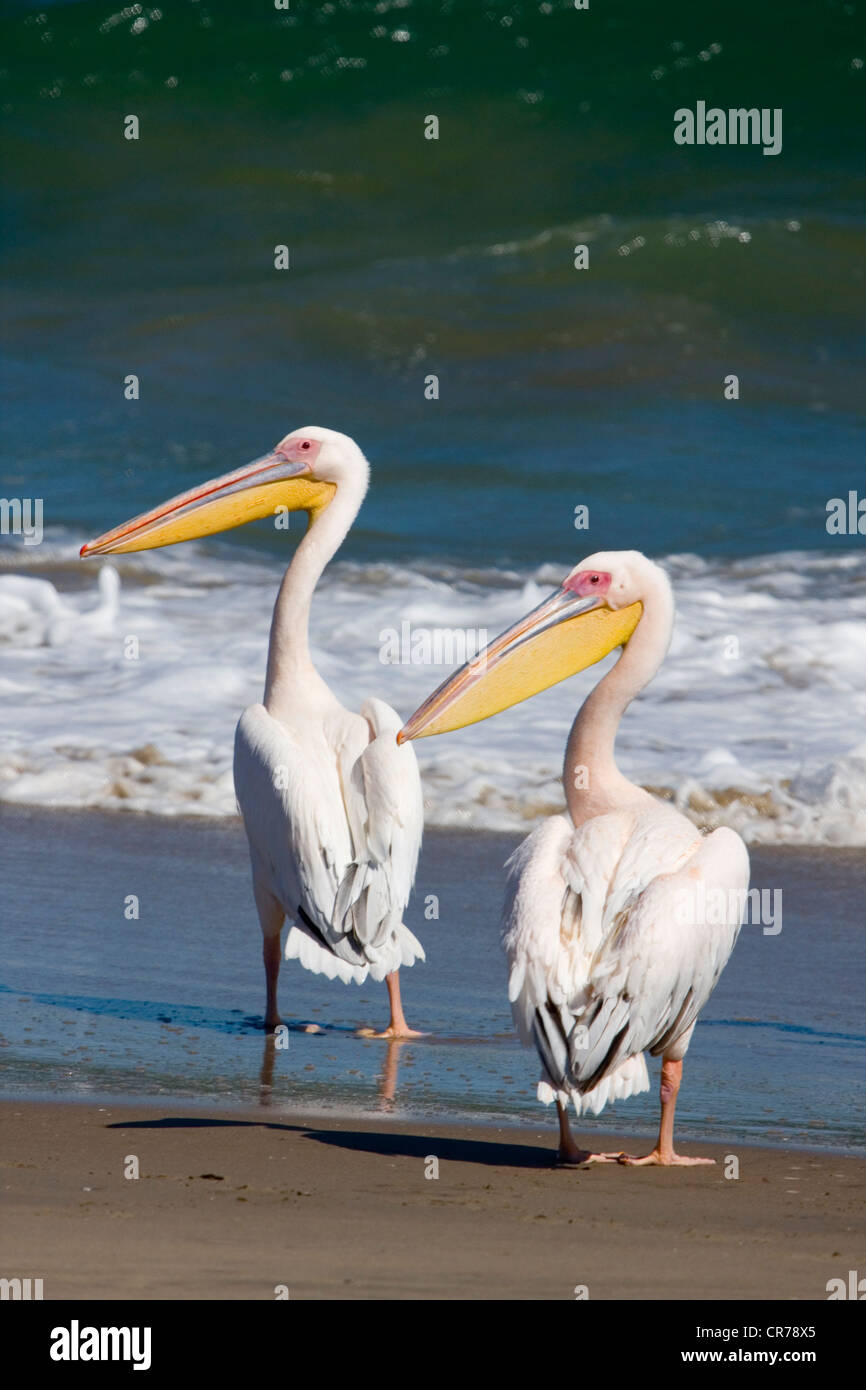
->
[[537, 1051, 650, 1117], [284, 923, 368, 986], [366, 923, 426, 982]]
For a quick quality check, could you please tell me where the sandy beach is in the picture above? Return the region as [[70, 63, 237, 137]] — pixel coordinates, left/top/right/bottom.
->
[[2, 1100, 863, 1300]]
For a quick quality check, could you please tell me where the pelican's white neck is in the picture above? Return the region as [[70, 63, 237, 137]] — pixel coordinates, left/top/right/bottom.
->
[[263, 468, 368, 714], [564, 565, 674, 826]]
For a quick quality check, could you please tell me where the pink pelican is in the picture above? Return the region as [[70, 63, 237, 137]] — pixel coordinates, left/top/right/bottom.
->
[[81, 427, 424, 1038], [399, 551, 748, 1165]]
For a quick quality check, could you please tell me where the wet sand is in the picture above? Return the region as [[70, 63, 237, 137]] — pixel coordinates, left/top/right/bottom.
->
[[2, 804, 864, 1152], [2, 1100, 863, 1300]]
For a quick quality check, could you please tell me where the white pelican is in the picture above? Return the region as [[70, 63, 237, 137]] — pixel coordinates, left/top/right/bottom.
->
[[81, 426, 424, 1038], [400, 551, 749, 1165]]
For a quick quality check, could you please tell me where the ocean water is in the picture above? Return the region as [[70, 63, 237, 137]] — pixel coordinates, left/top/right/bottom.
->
[[2, 3, 864, 842], [1, 1, 863, 569]]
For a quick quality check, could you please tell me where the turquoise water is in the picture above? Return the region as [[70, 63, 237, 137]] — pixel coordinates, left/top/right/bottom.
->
[[2, 0, 864, 564]]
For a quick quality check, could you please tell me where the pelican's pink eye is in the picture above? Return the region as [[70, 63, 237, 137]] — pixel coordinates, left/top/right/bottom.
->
[[565, 569, 612, 598], [277, 436, 321, 464]]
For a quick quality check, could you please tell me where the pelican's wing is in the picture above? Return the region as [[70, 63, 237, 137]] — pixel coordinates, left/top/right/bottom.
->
[[234, 704, 369, 983], [503, 814, 588, 1029], [503, 807, 749, 1115], [576, 822, 749, 1075], [234, 700, 424, 985], [333, 697, 425, 979], [502, 815, 648, 1114]]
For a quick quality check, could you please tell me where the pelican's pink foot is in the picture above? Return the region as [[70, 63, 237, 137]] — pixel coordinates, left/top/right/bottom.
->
[[360, 1023, 424, 1039], [555, 1099, 623, 1167], [557, 1145, 624, 1168], [618, 1149, 715, 1167]]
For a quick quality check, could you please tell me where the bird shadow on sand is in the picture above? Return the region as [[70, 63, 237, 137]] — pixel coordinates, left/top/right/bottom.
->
[[105, 1115, 555, 1169], [302, 1127, 555, 1169]]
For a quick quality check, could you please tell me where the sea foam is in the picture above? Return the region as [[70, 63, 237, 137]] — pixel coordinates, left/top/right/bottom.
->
[[1, 535, 865, 845]]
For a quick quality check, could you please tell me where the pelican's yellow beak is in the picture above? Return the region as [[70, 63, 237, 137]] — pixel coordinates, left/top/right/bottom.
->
[[80, 452, 336, 557], [398, 587, 642, 742]]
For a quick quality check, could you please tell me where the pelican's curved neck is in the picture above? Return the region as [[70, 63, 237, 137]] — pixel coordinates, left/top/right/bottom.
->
[[263, 476, 366, 715], [564, 572, 673, 826]]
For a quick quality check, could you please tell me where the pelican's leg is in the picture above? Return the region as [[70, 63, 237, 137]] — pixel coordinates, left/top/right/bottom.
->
[[360, 971, 423, 1039], [619, 1059, 714, 1166], [254, 884, 285, 1032], [556, 1099, 623, 1167], [263, 935, 283, 1032], [382, 971, 423, 1038]]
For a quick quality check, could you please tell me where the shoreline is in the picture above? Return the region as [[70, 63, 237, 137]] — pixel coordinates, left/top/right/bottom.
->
[[5, 798, 866, 857], [3, 1087, 863, 1163], [3, 1099, 864, 1300]]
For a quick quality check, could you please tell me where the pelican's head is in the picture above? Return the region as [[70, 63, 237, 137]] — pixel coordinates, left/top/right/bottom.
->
[[80, 425, 369, 557], [398, 550, 665, 742]]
